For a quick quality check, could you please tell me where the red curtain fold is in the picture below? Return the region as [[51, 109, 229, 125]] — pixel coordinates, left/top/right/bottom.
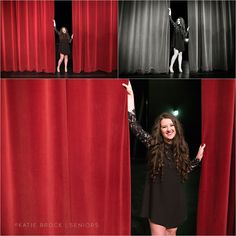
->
[[197, 80, 235, 235], [1, 79, 130, 235], [72, 0, 117, 73], [1, 1, 55, 73]]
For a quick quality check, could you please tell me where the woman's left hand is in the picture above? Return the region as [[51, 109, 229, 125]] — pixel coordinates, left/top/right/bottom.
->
[[71, 34, 74, 39], [187, 26, 190, 31], [196, 144, 206, 160]]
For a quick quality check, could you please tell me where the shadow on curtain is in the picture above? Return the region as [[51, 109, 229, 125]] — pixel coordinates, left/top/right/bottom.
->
[[72, 1, 117, 73], [1, 79, 130, 235], [198, 80, 235, 235], [1, 1, 55, 73], [188, 1, 235, 72], [119, 0, 170, 74]]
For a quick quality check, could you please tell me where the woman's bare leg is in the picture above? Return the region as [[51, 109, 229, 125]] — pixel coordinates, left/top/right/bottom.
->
[[149, 219, 166, 235], [166, 227, 177, 236], [57, 53, 64, 72], [64, 55, 68, 72], [178, 52, 183, 72], [170, 48, 179, 73]]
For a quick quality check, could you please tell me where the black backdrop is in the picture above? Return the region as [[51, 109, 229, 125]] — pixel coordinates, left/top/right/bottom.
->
[[54, 1, 72, 71], [170, 1, 188, 61]]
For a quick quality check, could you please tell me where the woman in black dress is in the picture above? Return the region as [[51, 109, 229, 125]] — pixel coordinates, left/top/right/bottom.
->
[[53, 19, 73, 73], [122, 82, 206, 235], [168, 8, 189, 73]]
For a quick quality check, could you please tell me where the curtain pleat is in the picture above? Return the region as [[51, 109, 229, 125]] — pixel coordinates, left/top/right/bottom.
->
[[188, 1, 235, 72], [1, 1, 55, 73], [1, 79, 130, 235], [72, 0, 117, 73], [119, 0, 170, 74], [197, 80, 235, 234]]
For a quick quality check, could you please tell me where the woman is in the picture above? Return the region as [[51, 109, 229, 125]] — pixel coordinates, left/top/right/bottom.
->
[[122, 82, 206, 235], [168, 8, 189, 73], [53, 19, 73, 73]]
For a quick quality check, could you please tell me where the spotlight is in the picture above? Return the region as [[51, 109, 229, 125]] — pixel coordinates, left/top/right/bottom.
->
[[172, 110, 179, 117]]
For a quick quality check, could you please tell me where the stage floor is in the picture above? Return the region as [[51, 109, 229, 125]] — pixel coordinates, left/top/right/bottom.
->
[[119, 61, 235, 78], [1, 70, 118, 79], [119, 70, 235, 79], [1, 70, 235, 79]]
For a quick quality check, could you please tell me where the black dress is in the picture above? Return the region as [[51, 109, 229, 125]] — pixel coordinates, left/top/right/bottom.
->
[[54, 27, 72, 55], [169, 16, 188, 52], [128, 110, 200, 228]]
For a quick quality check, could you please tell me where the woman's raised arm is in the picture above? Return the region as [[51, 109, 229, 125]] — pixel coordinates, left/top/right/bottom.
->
[[53, 19, 60, 35], [122, 81, 152, 148], [168, 8, 177, 28], [122, 81, 135, 113]]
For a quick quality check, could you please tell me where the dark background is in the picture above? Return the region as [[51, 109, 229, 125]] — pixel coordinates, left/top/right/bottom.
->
[[130, 79, 201, 161], [54, 0, 73, 71], [170, 1, 189, 64], [130, 79, 201, 235]]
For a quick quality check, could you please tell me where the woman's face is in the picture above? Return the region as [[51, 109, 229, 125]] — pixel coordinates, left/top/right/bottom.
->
[[62, 27, 66, 34], [177, 18, 181, 25], [160, 118, 176, 143]]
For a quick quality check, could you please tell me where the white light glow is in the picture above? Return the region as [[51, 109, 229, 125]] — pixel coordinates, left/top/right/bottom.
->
[[172, 110, 179, 117]]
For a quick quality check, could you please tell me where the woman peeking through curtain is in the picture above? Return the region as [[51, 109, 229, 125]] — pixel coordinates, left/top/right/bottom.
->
[[168, 8, 189, 73], [122, 81, 206, 236], [53, 19, 73, 73]]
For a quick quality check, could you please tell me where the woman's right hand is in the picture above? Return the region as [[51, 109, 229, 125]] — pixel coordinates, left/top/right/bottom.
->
[[122, 81, 135, 113], [168, 8, 171, 16], [53, 19, 56, 27]]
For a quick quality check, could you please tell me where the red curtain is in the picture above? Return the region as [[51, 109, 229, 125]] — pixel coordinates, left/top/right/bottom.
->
[[197, 80, 235, 235], [72, 0, 117, 73], [1, 1, 55, 73], [1, 79, 130, 235]]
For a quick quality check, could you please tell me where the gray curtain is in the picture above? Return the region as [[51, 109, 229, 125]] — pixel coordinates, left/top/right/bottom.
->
[[119, 0, 170, 74], [188, 0, 235, 72]]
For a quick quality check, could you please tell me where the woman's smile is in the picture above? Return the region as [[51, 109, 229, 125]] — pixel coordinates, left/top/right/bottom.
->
[[160, 118, 176, 142]]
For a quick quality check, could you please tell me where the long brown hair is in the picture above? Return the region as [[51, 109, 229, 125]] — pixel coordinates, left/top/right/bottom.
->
[[176, 17, 186, 31], [59, 27, 70, 40], [148, 112, 190, 182]]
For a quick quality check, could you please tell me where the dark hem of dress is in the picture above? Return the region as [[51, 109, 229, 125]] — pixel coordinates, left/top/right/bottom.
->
[[148, 216, 188, 229]]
